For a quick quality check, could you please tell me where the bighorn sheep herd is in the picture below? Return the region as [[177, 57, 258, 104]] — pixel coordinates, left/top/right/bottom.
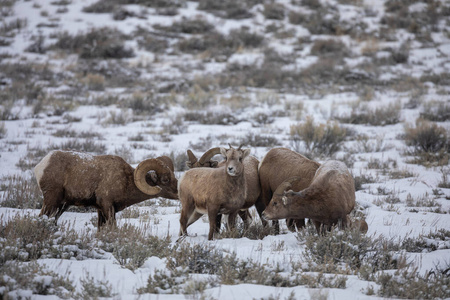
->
[[34, 146, 367, 240]]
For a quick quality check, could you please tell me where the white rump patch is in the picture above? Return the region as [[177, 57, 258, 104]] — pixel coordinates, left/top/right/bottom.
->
[[34, 151, 53, 188]]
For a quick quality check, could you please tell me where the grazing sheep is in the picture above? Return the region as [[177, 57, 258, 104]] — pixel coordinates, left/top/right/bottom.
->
[[179, 145, 250, 240], [258, 147, 320, 233], [262, 160, 356, 233], [35, 150, 178, 228], [185, 147, 261, 228]]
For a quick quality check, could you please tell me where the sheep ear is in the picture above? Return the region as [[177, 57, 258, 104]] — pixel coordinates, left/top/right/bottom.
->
[[242, 148, 251, 159], [210, 161, 219, 168], [282, 190, 293, 205], [220, 147, 227, 157]]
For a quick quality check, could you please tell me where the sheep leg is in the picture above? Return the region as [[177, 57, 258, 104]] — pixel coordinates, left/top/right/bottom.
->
[[187, 212, 203, 227], [53, 202, 69, 223], [254, 197, 268, 227], [286, 218, 306, 232], [97, 209, 106, 228], [238, 210, 250, 229], [273, 220, 280, 234], [207, 207, 220, 240], [39, 188, 64, 224], [227, 211, 238, 231], [215, 214, 222, 233], [98, 205, 116, 228], [179, 203, 195, 236]]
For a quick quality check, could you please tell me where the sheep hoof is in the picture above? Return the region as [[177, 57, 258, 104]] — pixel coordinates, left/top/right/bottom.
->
[[176, 235, 187, 243]]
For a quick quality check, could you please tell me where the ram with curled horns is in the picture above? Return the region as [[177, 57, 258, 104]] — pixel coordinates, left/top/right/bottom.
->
[[34, 150, 178, 228]]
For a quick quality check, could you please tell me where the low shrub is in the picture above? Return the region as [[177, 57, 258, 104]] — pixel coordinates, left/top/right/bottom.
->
[[77, 272, 117, 299], [310, 38, 351, 58], [51, 27, 134, 59], [134, 26, 169, 53], [197, 0, 253, 19], [0, 261, 75, 299], [290, 116, 349, 157], [0, 175, 42, 209], [96, 223, 171, 271], [263, 3, 285, 20], [0, 121, 6, 138], [0, 214, 100, 263], [374, 268, 450, 299], [335, 102, 401, 126], [239, 132, 281, 148], [155, 17, 213, 34], [404, 119, 449, 166], [353, 173, 377, 191], [82, 0, 115, 13], [299, 226, 403, 275], [184, 111, 240, 125], [420, 100, 450, 122]]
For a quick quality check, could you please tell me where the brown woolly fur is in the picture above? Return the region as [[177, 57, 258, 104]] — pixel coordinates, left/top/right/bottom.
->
[[258, 147, 320, 233], [34, 150, 178, 228], [263, 160, 356, 233], [185, 147, 261, 228], [179, 146, 251, 240]]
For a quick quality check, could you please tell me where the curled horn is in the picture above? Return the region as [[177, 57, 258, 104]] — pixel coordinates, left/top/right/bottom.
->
[[134, 158, 170, 195], [186, 150, 198, 168], [274, 176, 302, 196], [198, 147, 221, 165]]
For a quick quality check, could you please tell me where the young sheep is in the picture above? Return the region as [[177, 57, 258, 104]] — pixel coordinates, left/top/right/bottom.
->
[[35, 150, 178, 228], [262, 160, 356, 234], [185, 147, 261, 229], [258, 147, 320, 233], [179, 146, 250, 240]]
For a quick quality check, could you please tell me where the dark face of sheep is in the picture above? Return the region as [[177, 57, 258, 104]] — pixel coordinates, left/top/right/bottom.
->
[[262, 181, 295, 220], [220, 146, 250, 177]]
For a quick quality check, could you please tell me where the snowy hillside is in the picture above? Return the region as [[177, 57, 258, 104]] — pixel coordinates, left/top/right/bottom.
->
[[0, 0, 449, 299]]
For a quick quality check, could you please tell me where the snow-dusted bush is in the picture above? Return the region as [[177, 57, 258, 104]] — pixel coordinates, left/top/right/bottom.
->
[[197, 0, 253, 19], [96, 223, 172, 270], [335, 102, 401, 126], [290, 116, 349, 157], [0, 121, 5, 138], [420, 100, 450, 122], [0, 175, 42, 209], [404, 119, 449, 165], [52, 27, 134, 59], [184, 111, 240, 125], [134, 26, 169, 53], [0, 214, 102, 263], [310, 39, 351, 59], [0, 261, 75, 299], [374, 267, 450, 299], [239, 132, 281, 148], [155, 16, 214, 34], [263, 3, 285, 20], [77, 272, 117, 299], [299, 226, 400, 274]]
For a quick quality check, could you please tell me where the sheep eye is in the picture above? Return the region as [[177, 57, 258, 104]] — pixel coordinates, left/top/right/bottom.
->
[[273, 202, 277, 206]]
